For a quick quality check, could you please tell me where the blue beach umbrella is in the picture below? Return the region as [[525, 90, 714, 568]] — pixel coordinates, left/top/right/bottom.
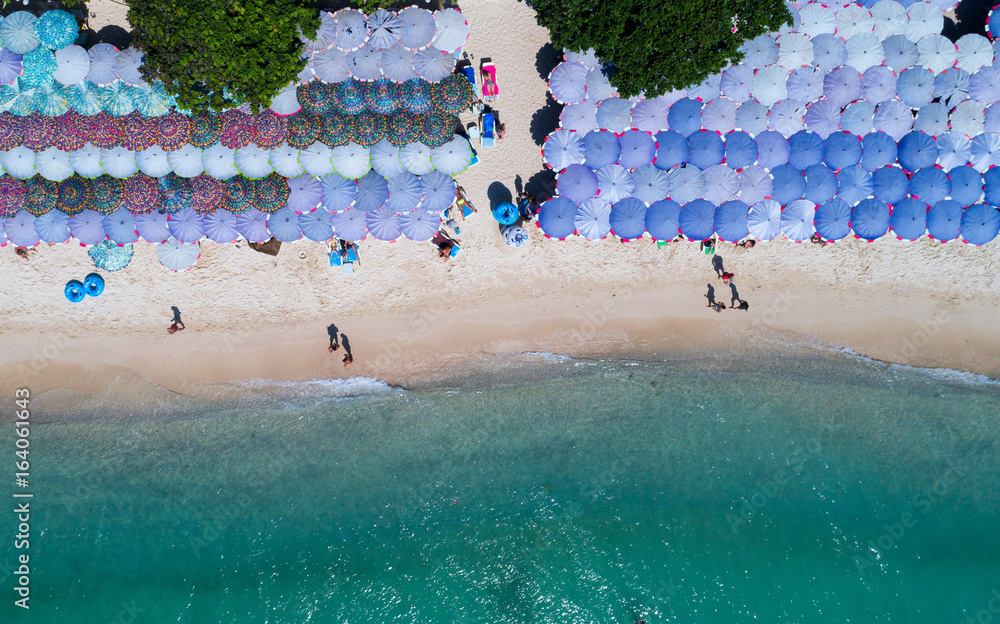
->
[[330, 208, 367, 242], [386, 172, 422, 212], [287, 175, 323, 214], [631, 97, 671, 133], [948, 166, 983, 206], [645, 199, 681, 240], [557, 163, 598, 205], [873, 100, 913, 141], [811, 34, 847, 71], [969, 67, 1000, 103], [298, 209, 333, 242], [353, 170, 389, 212], [747, 199, 781, 240], [714, 200, 749, 242], [267, 206, 302, 242], [68, 209, 105, 246], [609, 197, 647, 240], [366, 206, 402, 242], [913, 102, 950, 136], [851, 198, 891, 240], [970, 132, 1000, 171], [668, 166, 705, 204], [788, 131, 826, 170], [927, 200, 963, 241], [203, 209, 240, 243], [0, 49, 23, 85], [824, 131, 864, 171], [632, 164, 671, 205], [841, 101, 876, 136], [755, 131, 790, 170], [560, 102, 597, 134], [735, 99, 769, 135], [168, 208, 204, 243], [702, 164, 739, 205], [725, 131, 758, 170], [686, 130, 724, 170], [824, 67, 863, 108], [890, 198, 928, 240], [574, 197, 611, 240], [398, 208, 439, 241], [872, 166, 910, 205], [617, 129, 657, 170], [882, 35, 918, 72], [720, 65, 754, 103], [738, 166, 772, 206], [803, 99, 841, 139], [814, 198, 853, 240], [771, 165, 806, 205], [420, 170, 456, 213], [897, 131, 938, 172], [596, 97, 633, 133], [768, 99, 807, 136], [34, 10, 77, 50], [838, 166, 874, 206], [1, 12, 39, 55], [781, 199, 816, 241], [321, 172, 357, 212], [910, 167, 950, 205], [701, 97, 738, 134], [102, 208, 137, 245], [860, 131, 898, 170], [654, 130, 688, 170], [538, 196, 577, 239], [668, 98, 702, 137], [787, 66, 825, 103], [134, 211, 170, 243], [596, 164, 634, 204], [752, 64, 787, 106], [35, 209, 70, 243], [862, 66, 897, 104], [960, 203, 1000, 244], [543, 129, 586, 171], [583, 130, 621, 170], [232, 208, 269, 243], [935, 68, 971, 107], [679, 199, 716, 240], [804, 164, 838, 204], [897, 66, 935, 107], [985, 167, 1000, 205], [5, 211, 39, 246], [740, 34, 778, 67]]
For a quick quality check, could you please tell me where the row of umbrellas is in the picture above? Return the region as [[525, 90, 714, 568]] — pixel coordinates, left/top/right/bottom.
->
[[0, 135, 474, 181], [537, 195, 1000, 245], [782, 1, 953, 42], [3, 79, 175, 118], [302, 8, 469, 55], [0, 10, 80, 55], [0, 43, 147, 89], [303, 44, 460, 84]]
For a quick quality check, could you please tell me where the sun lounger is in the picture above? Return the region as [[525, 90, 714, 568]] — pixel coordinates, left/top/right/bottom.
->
[[467, 121, 480, 143], [481, 61, 498, 102], [449, 243, 461, 257], [459, 62, 476, 90], [481, 112, 495, 148], [345, 245, 359, 264]]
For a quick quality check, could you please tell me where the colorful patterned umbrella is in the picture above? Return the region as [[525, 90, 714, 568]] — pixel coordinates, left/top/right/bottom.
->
[[87, 112, 121, 149], [123, 173, 161, 214], [420, 111, 454, 147], [128, 82, 174, 117], [0, 12, 39, 55], [57, 174, 94, 215], [32, 81, 70, 116], [219, 110, 255, 149], [298, 80, 333, 115], [433, 73, 472, 115], [187, 113, 221, 147], [50, 110, 87, 151], [250, 112, 288, 150], [93, 175, 125, 215], [253, 173, 290, 213], [353, 111, 388, 147], [399, 78, 432, 114], [64, 81, 102, 115], [0, 175, 27, 216], [89, 238, 134, 268], [23, 176, 57, 216], [0, 113, 21, 151], [23, 50, 57, 89], [35, 10, 78, 50], [158, 173, 191, 214], [334, 79, 366, 114], [97, 81, 135, 116], [20, 113, 55, 151], [189, 174, 223, 214], [119, 111, 157, 151], [387, 109, 420, 146], [366, 78, 399, 114], [286, 113, 320, 148], [155, 111, 188, 151], [319, 111, 354, 147]]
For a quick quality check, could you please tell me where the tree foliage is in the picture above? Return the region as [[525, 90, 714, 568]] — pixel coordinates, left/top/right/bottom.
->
[[526, 0, 791, 98], [127, 0, 319, 114]]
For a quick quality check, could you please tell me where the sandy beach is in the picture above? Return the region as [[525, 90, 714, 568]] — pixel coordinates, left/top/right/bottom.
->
[[2, 0, 1000, 409]]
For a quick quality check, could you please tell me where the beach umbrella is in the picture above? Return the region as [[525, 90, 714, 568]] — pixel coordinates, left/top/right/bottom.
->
[[639, 198, 679, 241], [873, 100, 914, 141], [617, 129, 656, 170], [935, 68, 971, 108], [777, 33, 813, 69], [851, 198, 891, 240], [201, 209, 239, 243], [101, 147, 137, 179], [668, 166, 706, 204], [386, 172, 422, 211], [68, 209, 105, 245], [1, 12, 38, 55], [219, 111, 257, 150], [720, 65, 754, 103], [873, 165, 910, 205], [608, 197, 646, 240], [234, 145, 273, 179], [986, 167, 1000, 205], [268, 144, 303, 178], [771, 164, 806, 205], [0, 49, 23, 85], [861, 66, 897, 106], [890, 197, 929, 239], [948, 165, 983, 206], [580, 129, 620, 170], [97, 81, 135, 117], [159, 174, 191, 215], [379, 45, 416, 83], [824, 67, 863, 108], [157, 237, 200, 271], [22, 113, 56, 151], [353, 170, 389, 212], [556, 163, 598, 204], [814, 198, 853, 240], [33, 83, 72, 119], [702, 164, 739, 205], [630, 97, 671, 133], [367, 9, 402, 50], [679, 199, 716, 240], [861, 132, 896, 171], [688, 71, 721, 102], [740, 34, 778, 67], [297, 207, 334, 241], [430, 134, 472, 175], [22, 177, 56, 216], [286, 175, 323, 214], [4, 210, 39, 246], [768, 99, 807, 137], [201, 143, 238, 180], [53, 45, 89, 86], [252, 173, 290, 213], [632, 164, 671, 204], [265, 207, 301, 242], [269, 84, 302, 116], [167, 144, 204, 178], [747, 199, 781, 240], [786, 66, 825, 103], [812, 34, 848, 72], [560, 100, 598, 133], [752, 65, 787, 107], [651, 130, 686, 170], [846, 34, 884, 73], [220, 176, 254, 214], [897, 131, 938, 172], [837, 4, 875, 39], [432, 8, 469, 53], [347, 45, 382, 82], [800, 164, 835, 207], [303, 11, 336, 54], [420, 170, 455, 213], [564, 47, 599, 69], [712, 199, 749, 242], [970, 67, 1000, 103], [9, 86, 37, 117], [88, 239, 133, 270], [35, 209, 70, 243], [596, 164, 634, 204], [398, 6, 436, 51], [956, 34, 993, 73], [538, 196, 577, 239], [936, 133, 973, 170], [413, 48, 454, 82], [799, 2, 837, 36], [34, 10, 75, 50], [788, 131, 825, 170], [738, 165, 772, 206], [918, 34, 958, 75], [960, 203, 1000, 244], [734, 99, 769, 136], [368, 139, 403, 178], [548, 61, 588, 105], [926, 199, 962, 241], [155, 111, 190, 152], [586, 65, 618, 102], [701, 97, 738, 134], [896, 66, 935, 107], [882, 35, 919, 73], [86, 44, 118, 86], [330, 207, 367, 241], [165, 207, 202, 244], [755, 131, 790, 170], [595, 97, 632, 134], [231, 208, 268, 242], [123, 174, 161, 215], [905, 1, 943, 42], [971, 132, 1000, 171], [780, 199, 816, 241], [398, 207, 438, 241], [330, 142, 371, 179], [825, 131, 864, 171], [872, 0, 909, 39], [399, 141, 432, 175], [725, 130, 758, 170], [92, 176, 124, 216], [838, 165, 875, 205], [321, 172, 357, 211], [1, 146, 35, 179], [574, 197, 611, 240], [668, 98, 702, 137], [333, 9, 368, 52], [686, 130, 725, 170], [952, 100, 986, 138], [187, 113, 221, 148], [35, 147, 73, 181], [102, 208, 137, 245]]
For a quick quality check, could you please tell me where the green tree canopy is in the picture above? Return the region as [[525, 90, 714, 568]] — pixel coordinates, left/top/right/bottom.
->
[[127, 0, 319, 113], [526, 0, 791, 98]]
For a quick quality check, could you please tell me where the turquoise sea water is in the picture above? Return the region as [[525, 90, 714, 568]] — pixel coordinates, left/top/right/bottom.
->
[[2, 349, 1000, 624]]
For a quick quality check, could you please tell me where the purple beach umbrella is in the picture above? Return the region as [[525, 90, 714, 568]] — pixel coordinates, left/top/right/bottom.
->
[[398, 207, 439, 241], [851, 198, 891, 240], [234, 208, 270, 242], [135, 210, 170, 243], [574, 197, 611, 240], [102, 208, 137, 245], [584, 129, 621, 170], [679, 199, 716, 241], [68, 209, 105, 246], [556, 164, 598, 205], [617, 129, 656, 170], [168, 208, 204, 243], [331, 208, 367, 241], [608, 197, 647, 240], [35, 209, 70, 243], [644, 199, 681, 240], [203, 209, 240, 243]]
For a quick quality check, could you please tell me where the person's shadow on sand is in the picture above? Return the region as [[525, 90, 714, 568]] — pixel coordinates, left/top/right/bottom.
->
[[712, 255, 725, 277], [705, 284, 716, 306], [327, 324, 340, 350], [171, 306, 183, 324], [340, 333, 352, 358], [729, 282, 742, 307]]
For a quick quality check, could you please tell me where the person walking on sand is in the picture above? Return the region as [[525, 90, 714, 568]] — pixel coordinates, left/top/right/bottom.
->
[[707, 301, 726, 313], [732, 300, 750, 311], [720, 271, 735, 284], [343, 353, 353, 367], [168, 320, 184, 334]]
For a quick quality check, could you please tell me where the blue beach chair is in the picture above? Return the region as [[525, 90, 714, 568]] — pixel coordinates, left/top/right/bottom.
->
[[481, 113, 495, 148]]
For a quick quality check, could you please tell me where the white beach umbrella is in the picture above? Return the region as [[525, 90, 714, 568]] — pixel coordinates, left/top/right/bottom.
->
[[380, 45, 416, 83], [432, 8, 469, 53], [347, 45, 382, 82], [270, 143, 304, 178], [904, 2, 943, 42], [631, 97, 672, 133], [787, 66, 825, 103], [747, 199, 782, 240], [287, 175, 323, 213], [701, 98, 738, 134], [564, 47, 599, 69], [882, 35, 919, 72], [737, 166, 773, 206], [736, 99, 770, 135], [235, 145, 273, 178], [157, 237, 200, 271], [101, 147, 138, 179], [0, 11, 38, 55], [720, 65, 754, 103], [413, 47, 455, 83], [918, 34, 957, 74], [311, 47, 350, 83], [596, 97, 633, 133], [951, 100, 986, 137], [836, 4, 875, 40], [874, 100, 914, 140], [769, 99, 807, 136], [369, 139, 405, 178], [34, 147, 73, 181], [956, 34, 994, 74], [87, 44, 119, 86], [971, 132, 1000, 172], [202, 143, 238, 179], [368, 9, 402, 50], [53, 45, 90, 85], [548, 61, 589, 105], [137, 145, 172, 177], [841, 101, 877, 135], [936, 132, 972, 169], [269, 84, 301, 116], [913, 102, 949, 136], [331, 142, 371, 179], [168, 144, 204, 178], [798, 2, 837, 37], [753, 65, 788, 107], [560, 100, 598, 133], [846, 34, 884, 73], [596, 165, 634, 204], [703, 164, 740, 205], [778, 33, 813, 69], [397, 6, 436, 51], [303, 11, 337, 54], [399, 142, 432, 175], [667, 166, 705, 204], [543, 129, 586, 171], [587, 66, 618, 102], [70, 144, 103, 178], [1, 146, 34, 179], [871, 0, 908, 40], [688, 72, 721, 102], [333, 9, 369, 52], [781, 199, 816, 241], [115, 47, 146, 86], [300, 142, 335, 177], [430, 135, 472, 175]]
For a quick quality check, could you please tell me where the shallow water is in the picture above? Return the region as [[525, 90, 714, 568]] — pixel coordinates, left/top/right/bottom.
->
[[2, 349, 999, 623]]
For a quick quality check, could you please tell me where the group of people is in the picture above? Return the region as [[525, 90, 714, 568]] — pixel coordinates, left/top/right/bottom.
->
[[706, 252, 750, 313]]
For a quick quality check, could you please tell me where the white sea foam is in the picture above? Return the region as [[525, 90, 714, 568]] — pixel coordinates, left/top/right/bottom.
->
[[231, 376, 402, 401]]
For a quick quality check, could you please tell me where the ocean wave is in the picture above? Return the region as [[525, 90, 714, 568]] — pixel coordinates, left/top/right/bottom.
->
[[226, 376, 404, 406], [836, 346, 1000, 387], [497, 351, 574, 363]]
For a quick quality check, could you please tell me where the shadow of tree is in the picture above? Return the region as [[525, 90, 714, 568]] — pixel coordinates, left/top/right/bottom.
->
[[524, 168, 556, 203], [86, 25, 132, 49], [530, 99, 562, 146], [535, 42, 560, 81], [942, 0, 992, 41]]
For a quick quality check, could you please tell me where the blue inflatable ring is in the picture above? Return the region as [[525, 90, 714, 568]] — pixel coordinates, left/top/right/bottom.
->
[[492, 200, 519, 226], [65, 280, 85, 303], [84, 273, 105, 297]]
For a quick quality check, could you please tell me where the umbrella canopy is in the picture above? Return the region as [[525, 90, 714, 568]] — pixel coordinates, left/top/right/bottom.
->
[[201, 209, 240, 243], [910, 166, 951, 205], [347, 45, 382, 82], [890, 197, 928, 239], [87, 43, 118, 86], [234, 145, 273, 179], [702, 164, 739, 205], [617, 130, 656, 170], [640, 198, 679, 241], [596, 98, 633, 133], [804, 164, 838, 204], [420, 170, 456, 212], [574, 197, 612, 240], [0, 49, 23, 85], [548, 61, 588, 105], [300, 143, 335, 177], [777, 33, 813, 69], [596, 164, 634, 204], [814, 198, 853, 240], [400, 141, 433, 175], [538, 196, 577, 239], [269, 84, 302, 116], [413, 47, 455, 82], [157, 237, 200, 271], [168, 207, 204, 243], [379, 45, 416, 83], [432, 8, 469, 53], [838, 165, 875, 205], [202, 143, 238, 180], [812, 34, 848, 71], [101, 146, 137, 179], [632, 164, 671, 204], [847, 34, 885, 72], [631, 97, 671, 133], [679, 199, 716, 240], [720, 65, 754, 104], [851, 198, 891, 240], [354, 170, 389, 212], [824, 67, 864, 108], [654, 130, 687, 170], [789, 131, 825, 170], [286, 175, 323, 214], [771, 164, 806, 205], [266, 206, 302, 242], [837, 4, 875, 39], [840, 101, 876, 137], [35, 147, 73, 181], [398, 207, 439, 241], [799, 2, 837, 36], [897, 66, 936, 107], [897, 131, 938, 172], [862, 66, 897, 105], [960, 203, 1000, 244], [269, 144, 304, 178], [687, 130, 725, 170], [102, 207, 137, 245], [952, 100, 986, 137], [561, 100, 598, 133], [321, 172, 357, 211], [68, 209, 105, 245], [234, 208, 270, 242], [768, 99, 807, 136], [115, 47, 145, 86], [2, 146, 36, 179], [35, 209, 70, 243], [88, 239, 133, 270], [168, 144, 204, 178], [738, 166, 772, 206], [780, 199, 816, 241], [584, 130, 621, 170], [688, 72, 721, 102], [934, 68, 970, 108], [586, 65, 618, 102], [725, 130, 758, 170], [740, 34, 778, 67], [872, 0, 908, 39], [368, 9, 402, 50], [971, 132, 1000, 171], [608, 197, 646, 240], [956, 34, 993, 74], [398, 7, 436, 51], [917, 34, 958, 74], [747, 198, 781, 240], [926, 198, 962, 242], [668, 166, 705, 204], [556, 163, 598, 204], [735, 99, 769, 135], [303, 11, 337, 54], [134, 209, 170, 245], [98, 80, 135, 116], [297, 205, 333, 241], [386, 172, 423, 211], [904, 1, 944, 42], [787, 66, 825, 103], [713, 200, 749, 242], [948, 165, 983, 206], [368, 139, 404, 178], [4, 210, 39, 246], [333, 9, 368, 52], [53, 45, 89, 85], [331, 207, 367, 241], [430, 134, 472, 175], [668, 98, 702, 137], [872, 165, 910, 205], [701, 97, 738, 134], [873, 100, 914, 141], [753, 64, 788, 107], [311, 48, 351, 83], [825, 131, 864, 171], [882, 34, 918, 72], [755, 131, 790, 170], [331, 142, 371, 179], [0, 12, 38, 55]]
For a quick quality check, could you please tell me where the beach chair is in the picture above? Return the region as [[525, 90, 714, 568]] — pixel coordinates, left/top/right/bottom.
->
[[449, 242, 461, 257], [481, 113, 496, 148], [467, 121, 480, 144], [459, 61, 476, 90], [457, 185, 477, 218], [481, 60, 498, 103], [329, 241, 342, 266]]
